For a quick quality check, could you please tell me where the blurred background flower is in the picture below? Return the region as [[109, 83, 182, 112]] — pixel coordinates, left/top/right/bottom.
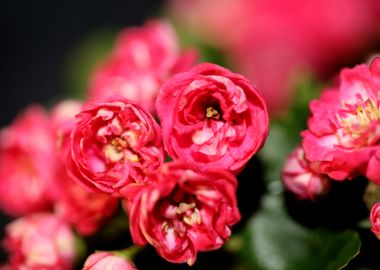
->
[[168, 0, 380, 115], [0, 0, 166, 263]]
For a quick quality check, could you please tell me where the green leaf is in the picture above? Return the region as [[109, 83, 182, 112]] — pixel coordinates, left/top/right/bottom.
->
[[238, 195, 361, 270]]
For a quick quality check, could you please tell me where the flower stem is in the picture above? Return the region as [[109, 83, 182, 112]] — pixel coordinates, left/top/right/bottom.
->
[[114, 245, 143, 261]]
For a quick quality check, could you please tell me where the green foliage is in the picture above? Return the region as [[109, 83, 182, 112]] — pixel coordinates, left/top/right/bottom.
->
[[237, 195, 361, 270]]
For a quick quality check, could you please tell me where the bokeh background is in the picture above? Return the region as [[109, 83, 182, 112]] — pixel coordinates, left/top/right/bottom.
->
[[0, 0, 166, 128]]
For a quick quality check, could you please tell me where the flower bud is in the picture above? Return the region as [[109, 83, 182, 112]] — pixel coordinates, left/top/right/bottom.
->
[[282, 146, 330, 200], [83, 252, 136, 270]]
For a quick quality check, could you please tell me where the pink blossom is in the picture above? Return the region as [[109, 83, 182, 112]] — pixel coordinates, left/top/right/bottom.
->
[[0, 106, 55, 216], [88, 20, 197, 114], [3, 213, 76, 270], [156, 63, 269, 174], [67, 97, 164, 194], [370, 202, 380, 239], [122, 161, 241, 265], [54, 165, 119, 236], [50, 100, 119, 235], [168, 0, 379, 114], [51, 100, 83, 158], [282, 146, 330, 200], [83, 252, 136, 270], [302, 58, 380, 183]]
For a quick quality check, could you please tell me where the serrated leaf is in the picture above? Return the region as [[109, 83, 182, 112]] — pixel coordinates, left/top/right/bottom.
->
[[238, 195, 361, 270]]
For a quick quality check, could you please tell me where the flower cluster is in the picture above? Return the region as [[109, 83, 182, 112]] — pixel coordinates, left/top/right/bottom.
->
[[0, 20, 269, 269], [281, 57, 380, 239], [299, 58, 380, 183]]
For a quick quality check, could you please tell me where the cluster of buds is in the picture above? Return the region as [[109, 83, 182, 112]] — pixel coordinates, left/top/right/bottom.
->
[[0, 20, 269, 268]]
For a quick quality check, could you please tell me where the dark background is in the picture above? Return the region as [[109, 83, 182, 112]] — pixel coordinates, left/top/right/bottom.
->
[[0, 0, 166, 127], [0, 0, 166, 263]]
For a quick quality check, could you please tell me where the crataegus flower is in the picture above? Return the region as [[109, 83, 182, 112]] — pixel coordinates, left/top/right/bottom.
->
[[282, 146, 330, 201], [50, 100, 119, 235], [156, 63, 269, 174], [67, 97, 164, 194], [54, 165, 119, 236], [83, 252, 136, 270], [370, 202, 380, 239], [51, 100, 83, 157], [122, 161, 241, 265], [89, 20, 197, 114], [3, 213, 76, 270], [0, 106, 55, 216], [302, 58, 380, 183]]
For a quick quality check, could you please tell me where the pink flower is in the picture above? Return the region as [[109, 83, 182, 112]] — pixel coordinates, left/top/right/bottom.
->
[[3, 213, 76, 270], [282, 146, 330, 200], [67, 97, 164, 194], [301, 58, 380, 183], [51, 100, 83, 158], [88, 20, 197, 114], [0, 106, 55, 216], [156, 63, 269, 174], [48, 100, 119, 235], [54, 165, 119, 236], [370, 202, 380, 239], [83, 252, 136, 270], [50, 100, 119, 235], [122, 161, 241, 265]]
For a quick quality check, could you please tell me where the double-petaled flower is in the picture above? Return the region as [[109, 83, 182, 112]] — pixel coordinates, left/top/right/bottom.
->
[[156, 63, 269, 174], [3, 213, 76, 270], [122, 161, 240, 265], [67, 97, 164, 194], [302, 57, 380, 184], [0, 106, 56, 216]]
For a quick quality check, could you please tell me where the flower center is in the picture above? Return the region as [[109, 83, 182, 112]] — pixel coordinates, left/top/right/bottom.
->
[[159, 199, 201, 238], [104, 137, 139, 163], [206, 106, 219, 119], [175, 202, 201, 226], [337, 98, 380, 147], [356, 99, 380, 126]]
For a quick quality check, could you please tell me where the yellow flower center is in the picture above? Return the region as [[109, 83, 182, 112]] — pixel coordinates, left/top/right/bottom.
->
[[176, 202, 201, 226], [206, 106, 219, 119], [356, 99, 380, 126], [337, 98, 380, 147], [104, 137, 139, 163]]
